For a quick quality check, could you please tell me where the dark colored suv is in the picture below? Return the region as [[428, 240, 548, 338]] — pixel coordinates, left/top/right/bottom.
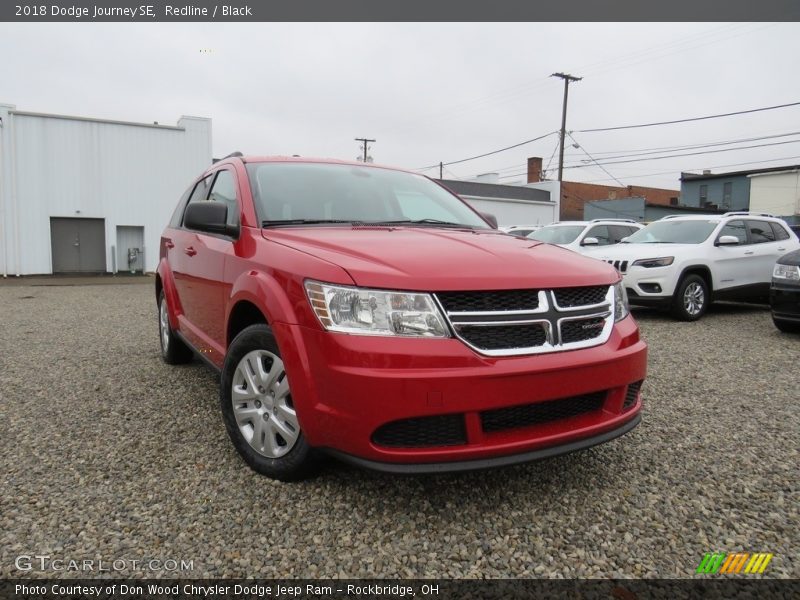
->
[[157, 156, 647, 480]]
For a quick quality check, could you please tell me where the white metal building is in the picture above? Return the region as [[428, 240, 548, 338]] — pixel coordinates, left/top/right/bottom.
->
[[0, 103, 212, 276], [748, 167, 800, 226]]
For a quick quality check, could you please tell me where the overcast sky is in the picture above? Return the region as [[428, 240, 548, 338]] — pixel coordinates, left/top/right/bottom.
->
[[2, 22, 800, 190]]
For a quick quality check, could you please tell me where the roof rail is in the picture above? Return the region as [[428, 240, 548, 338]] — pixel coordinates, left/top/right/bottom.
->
[[222, 151, 243, 160], [722, 211, 776, 218], [590, 218, 638, 224]]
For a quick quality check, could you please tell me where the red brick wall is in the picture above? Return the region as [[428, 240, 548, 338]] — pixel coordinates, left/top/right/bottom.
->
[[560, 182, 678, 220]]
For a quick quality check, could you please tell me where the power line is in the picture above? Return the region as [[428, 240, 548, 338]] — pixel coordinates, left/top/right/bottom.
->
[[416, 131, 558, 171], [575, 101, 800, 133], [565, 139, 800, 169], [562, 131, 800, 162], [567, 132, 625, 187]]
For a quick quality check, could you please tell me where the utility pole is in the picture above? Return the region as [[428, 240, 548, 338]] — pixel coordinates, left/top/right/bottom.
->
[[551, 72, 582, 182], [354, 137, 375, 163]]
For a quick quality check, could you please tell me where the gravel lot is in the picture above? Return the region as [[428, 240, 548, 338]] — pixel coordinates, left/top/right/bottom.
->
[[1, 279, 797, 579]]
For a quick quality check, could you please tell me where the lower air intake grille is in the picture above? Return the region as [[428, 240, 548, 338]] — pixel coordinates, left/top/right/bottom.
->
[[458, 323, 547, 351], [372, 414, 467, 448], [481, 391, 606, 433], [623, 380, 643, 411]]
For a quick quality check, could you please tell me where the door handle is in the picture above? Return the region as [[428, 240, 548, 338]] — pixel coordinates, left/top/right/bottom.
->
[[184, 247, 197, 257], [778, 247, 786, 251], [164, 240, 175, 249], [744, 251, 754, 255]]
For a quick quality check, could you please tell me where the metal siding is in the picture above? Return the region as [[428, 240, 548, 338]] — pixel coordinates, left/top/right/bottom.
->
[[680, 175, 750, 210], [3, 110, 211, 274], [749, 171, 800, 217], [462, 197, 557, 227], [584, 198, 646, 222]]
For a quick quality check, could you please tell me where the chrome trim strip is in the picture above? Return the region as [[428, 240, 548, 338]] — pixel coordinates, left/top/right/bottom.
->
[[435, 286, 615, 357], [441, 291, 550, 316]]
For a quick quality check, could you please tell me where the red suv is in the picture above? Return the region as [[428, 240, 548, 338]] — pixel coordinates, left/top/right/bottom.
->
[[157, 156, 647, 480]]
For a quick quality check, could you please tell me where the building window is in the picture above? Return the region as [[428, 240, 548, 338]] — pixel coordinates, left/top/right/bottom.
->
[[699, 184, 708, 205], [723, 182, 732, 208]]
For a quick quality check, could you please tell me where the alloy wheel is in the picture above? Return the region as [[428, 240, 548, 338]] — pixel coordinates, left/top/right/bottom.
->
[[231, 349, 299, 458]]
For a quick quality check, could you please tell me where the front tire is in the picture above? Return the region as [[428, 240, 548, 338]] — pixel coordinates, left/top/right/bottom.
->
[[220, 324, 316, 481], [671, 274, 709, 321]]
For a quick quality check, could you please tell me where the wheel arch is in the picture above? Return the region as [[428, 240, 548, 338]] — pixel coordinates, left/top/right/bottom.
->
[[226, 271, 301, 349], [677, 265, 714, 294]]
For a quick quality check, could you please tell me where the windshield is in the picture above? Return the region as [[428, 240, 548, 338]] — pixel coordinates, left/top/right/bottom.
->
[[625, 219, 719, 244], [528, 225, 585, 244], [246, 162, 490, 229]]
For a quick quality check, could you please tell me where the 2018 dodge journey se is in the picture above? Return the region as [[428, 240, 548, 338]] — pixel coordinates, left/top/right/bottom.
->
[[156, 156, 648, 480]]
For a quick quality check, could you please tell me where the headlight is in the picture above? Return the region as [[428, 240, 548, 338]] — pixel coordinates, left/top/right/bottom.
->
[[305, 281, 450, 337], [613, 281, 629, 322], [632, 256, 674, 268], [773, 263, 800, 281]]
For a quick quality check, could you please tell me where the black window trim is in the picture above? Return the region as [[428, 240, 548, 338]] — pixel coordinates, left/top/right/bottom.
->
[[179, 167, 241, 240]]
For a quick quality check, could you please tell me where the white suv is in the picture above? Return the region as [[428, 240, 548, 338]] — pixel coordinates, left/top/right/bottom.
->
[[527, 219, 644, 254], [585, 212, 800, 320]]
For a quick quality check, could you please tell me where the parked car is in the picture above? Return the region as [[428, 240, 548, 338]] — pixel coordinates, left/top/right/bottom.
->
[[526, 219, 644, 254], [587, 212, 800, 321], [156, 156, 647, 480], [771, 249, 800, 333], [500, 224, 543, 237]]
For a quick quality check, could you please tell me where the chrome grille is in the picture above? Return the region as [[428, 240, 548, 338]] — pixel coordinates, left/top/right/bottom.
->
[[437, 289, 540, 312], [605, 259, 629, 273], [434, 286, 614, 356]]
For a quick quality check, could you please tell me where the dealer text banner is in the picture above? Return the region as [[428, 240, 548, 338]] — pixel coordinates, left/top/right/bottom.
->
[[3, 0, 800, 22]]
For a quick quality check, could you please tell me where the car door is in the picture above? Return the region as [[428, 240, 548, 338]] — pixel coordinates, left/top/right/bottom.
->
[[174, 171, 233, 355], [712, 219, 753, 291], [746, 219, 789, 287]]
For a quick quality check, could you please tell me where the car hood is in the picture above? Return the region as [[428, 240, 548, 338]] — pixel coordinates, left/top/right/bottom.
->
[[263, 227, 619, 291], [584, 242, 694, 261], [777, 249, 800, 266]]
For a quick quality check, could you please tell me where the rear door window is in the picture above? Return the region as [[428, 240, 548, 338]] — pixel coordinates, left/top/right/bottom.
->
[[746, 220, 775, 244]]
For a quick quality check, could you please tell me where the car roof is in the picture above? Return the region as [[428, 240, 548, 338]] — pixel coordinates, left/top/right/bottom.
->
[[215, 154, 416, 175]]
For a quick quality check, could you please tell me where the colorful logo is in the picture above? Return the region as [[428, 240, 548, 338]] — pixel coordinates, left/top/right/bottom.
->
[[696, 552, 773, 574]]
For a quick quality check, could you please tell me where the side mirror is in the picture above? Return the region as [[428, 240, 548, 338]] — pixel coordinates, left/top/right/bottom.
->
[[582, 236, 599, 246], [479, 212, 498, 229], [184, 202, 239, 237], [716, 235, 740, 246]]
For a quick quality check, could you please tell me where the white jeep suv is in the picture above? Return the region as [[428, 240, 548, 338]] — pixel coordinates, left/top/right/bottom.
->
[[527, 219, 644, 254], [586, 212, 800, 320]]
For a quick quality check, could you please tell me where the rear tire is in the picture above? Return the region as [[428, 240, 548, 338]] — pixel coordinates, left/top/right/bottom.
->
[[220, 323, 317, 481], [671, 274, 709, 321], [158, 291, 193, 364], [773, 317, 800, 334]]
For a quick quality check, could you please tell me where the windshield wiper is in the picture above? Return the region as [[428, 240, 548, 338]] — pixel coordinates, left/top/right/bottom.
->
[[368, 219, 477, 229], [262, 219, 353, 227]]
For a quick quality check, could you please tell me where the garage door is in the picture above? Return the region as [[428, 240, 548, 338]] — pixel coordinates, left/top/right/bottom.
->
[[50, 218, 107, 273]]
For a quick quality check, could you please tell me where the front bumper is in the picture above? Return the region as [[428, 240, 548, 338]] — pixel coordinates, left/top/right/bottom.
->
[[273, 316, 647, 468], [770, 282, 800, 323], [619, 265, 678, 305]]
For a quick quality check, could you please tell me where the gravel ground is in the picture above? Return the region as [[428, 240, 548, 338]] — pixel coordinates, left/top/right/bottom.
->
[[0, 280, 797, 579]]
